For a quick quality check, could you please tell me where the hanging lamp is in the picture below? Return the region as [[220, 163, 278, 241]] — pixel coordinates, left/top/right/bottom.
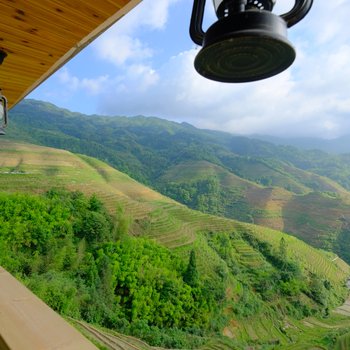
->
[[190, 0, 313, 82], [0, 49, 8, 135]]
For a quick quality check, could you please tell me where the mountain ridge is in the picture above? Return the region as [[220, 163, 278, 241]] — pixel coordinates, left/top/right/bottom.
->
[[253, 134, 350, 154]]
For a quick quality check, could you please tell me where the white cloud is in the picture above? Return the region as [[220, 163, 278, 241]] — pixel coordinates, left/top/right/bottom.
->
[[135, 0, 180, 30], [57, 68, 109, 95], [80, 76, 110, 95], [96, 34, 153, 66], [93, 0, 180, 66]]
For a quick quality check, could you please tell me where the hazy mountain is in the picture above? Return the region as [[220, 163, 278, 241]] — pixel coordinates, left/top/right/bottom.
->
[[253, 134, 350, 154]]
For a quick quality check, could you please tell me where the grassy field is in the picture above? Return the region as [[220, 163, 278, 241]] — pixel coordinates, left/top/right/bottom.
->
[[2, 139, 350, 350]]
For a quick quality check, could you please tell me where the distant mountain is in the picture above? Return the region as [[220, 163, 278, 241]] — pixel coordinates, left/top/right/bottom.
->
[[254, 134, 350, 154], [8, 99, 350, 262]]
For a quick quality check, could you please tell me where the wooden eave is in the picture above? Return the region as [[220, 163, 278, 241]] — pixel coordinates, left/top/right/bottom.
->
[[0, 0, 142, 109]]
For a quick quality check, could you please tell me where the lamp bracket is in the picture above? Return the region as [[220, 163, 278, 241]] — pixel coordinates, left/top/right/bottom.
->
[[190, 0, 313, 46], [0, 90, 8, 135]]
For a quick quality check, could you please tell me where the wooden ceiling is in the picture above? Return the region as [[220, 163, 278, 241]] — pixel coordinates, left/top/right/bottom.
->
[[0, 0, 141, 108]]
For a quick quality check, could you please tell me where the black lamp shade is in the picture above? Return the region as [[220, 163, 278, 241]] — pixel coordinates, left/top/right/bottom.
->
[[194, 11, 295, 82]]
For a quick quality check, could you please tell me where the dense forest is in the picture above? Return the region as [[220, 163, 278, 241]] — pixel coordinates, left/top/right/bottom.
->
[[0, 190, 217, 348], [0, 189, 347, 349]]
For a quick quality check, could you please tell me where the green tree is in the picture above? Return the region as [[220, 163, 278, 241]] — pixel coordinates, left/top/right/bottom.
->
[[279, 237, 287, 258], [114, 204, 131, 239], [183, 250, 199, 287]]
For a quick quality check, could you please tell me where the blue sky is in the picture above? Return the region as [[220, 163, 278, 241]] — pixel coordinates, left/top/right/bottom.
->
[[29, 0, 350, 139]]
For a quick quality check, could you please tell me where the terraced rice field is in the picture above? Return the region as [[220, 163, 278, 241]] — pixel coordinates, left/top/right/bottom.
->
[[199, 339, 237, 350], [225, 314, 350, 350], [74, 320, 163, 350], [2, 141, 348, 275], [275, 316, 350, 350], [75, 320, 237, 350], [2, 141, 349, 278], [135, 210, 194, 247], [237, 223, 350, 284], [224, 312, 290, 346], [335, 332, 350, 350], [231, 239, 269, 269], [76, 314, 350, 350], [0, 142, 196, 249]]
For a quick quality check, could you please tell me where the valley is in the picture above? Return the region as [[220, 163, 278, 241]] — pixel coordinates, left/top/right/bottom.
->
[[8, 99, 350, 263], [1, 139, 350, 349]]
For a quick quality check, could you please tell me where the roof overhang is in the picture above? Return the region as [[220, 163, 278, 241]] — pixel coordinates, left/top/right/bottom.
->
[[0, 0, 142, 109]]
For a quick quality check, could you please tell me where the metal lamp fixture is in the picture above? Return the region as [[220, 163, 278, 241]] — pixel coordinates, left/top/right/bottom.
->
[[190, 0, 313, 83], [0, 90, 8, 136], [0, 49, 8, 135]]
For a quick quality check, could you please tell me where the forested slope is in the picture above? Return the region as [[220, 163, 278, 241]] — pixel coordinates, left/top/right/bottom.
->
[[1, 140, 350, 349]]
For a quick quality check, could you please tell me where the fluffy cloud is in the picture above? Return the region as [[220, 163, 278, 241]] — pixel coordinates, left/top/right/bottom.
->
[[96, 35, 153, 66], [57, 68, 109, 95], [93, 0, 180, 65]]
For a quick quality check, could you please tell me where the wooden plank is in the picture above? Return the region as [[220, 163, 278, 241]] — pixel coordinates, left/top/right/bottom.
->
[[49, 0, 123, 20], [9, 0, 103, 32], [0, 2, 104, 42], [1, 0, 126, 29], [0, 9, 87, 42], [0, 27, 68, 53], [106, 0, 131, 8], [0, 42, 61, 65], [0, 8, 81, 45], [0, 72, 41, 85]]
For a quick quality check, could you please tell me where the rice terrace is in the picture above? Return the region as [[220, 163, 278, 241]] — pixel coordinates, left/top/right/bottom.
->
[[2, 139, 350, 349]]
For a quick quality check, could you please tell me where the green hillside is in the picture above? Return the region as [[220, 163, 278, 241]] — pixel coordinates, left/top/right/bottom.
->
[[8, 99, 350, 264], [9, 99, 348, 193], [1, 139, 350, 349], [158, 160, 350, 252], [158, 158, 350, 263]]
